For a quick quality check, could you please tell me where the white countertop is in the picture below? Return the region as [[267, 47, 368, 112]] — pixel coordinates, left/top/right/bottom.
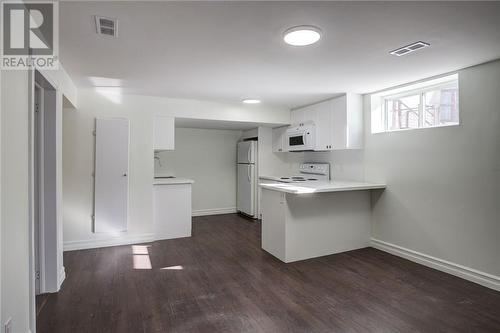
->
[[153, 177, 194, 185], [259, 180, 386, 194]]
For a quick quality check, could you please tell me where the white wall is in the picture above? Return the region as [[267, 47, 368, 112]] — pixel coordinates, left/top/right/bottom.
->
[[257, 127, 290, 177], [63, 89, 289, 250], [155, 128, 242, 215], [1, 70, 32, 333], [286, 150, 365, 181], [39, 64, 78, 108], [241, 128, 258, 140], [364, 60, 500, 285]]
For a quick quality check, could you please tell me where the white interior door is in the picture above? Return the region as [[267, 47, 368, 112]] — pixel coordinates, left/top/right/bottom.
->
[[94, 118, 129, 232], [237, 164, 255, 216]]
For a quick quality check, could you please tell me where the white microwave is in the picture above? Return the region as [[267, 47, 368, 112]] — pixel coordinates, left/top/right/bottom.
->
[[286, 122, 316, 151]]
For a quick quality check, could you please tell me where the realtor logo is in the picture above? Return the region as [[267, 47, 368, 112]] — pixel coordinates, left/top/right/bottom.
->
[[1, 1, 58, 69]]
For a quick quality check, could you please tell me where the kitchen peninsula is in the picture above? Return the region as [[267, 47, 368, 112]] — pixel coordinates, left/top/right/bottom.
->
[[260, 180, 386, 263]]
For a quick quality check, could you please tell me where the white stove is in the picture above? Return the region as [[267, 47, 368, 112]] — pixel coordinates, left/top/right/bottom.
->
[[275, 163, 330, 183]]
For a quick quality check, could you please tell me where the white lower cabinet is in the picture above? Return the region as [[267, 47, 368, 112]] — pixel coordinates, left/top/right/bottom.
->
[[261, 188, 371, 263], [153, 183, 192, 240]]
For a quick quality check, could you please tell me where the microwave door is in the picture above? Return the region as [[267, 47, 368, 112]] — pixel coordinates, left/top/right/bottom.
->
[[289, 135, 305, 147]]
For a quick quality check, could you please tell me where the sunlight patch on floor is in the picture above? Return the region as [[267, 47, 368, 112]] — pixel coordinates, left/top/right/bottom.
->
[[132, 245, 152, 269]]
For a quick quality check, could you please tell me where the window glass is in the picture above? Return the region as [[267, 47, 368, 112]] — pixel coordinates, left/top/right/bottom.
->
[[386, 94, 420, 130], [423, 87, 459, 128], [370, 74, 459, 133]]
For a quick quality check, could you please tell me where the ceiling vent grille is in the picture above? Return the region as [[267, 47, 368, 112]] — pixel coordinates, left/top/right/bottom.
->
[[95, 16, 118, 37], [389, 41, 430, 57]]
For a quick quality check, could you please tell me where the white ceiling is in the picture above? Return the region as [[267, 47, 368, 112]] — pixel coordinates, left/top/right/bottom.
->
[[60, 1, 500, 108]]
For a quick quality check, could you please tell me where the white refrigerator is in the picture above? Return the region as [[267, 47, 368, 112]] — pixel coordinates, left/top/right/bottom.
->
[[237, 141, 258, 218]]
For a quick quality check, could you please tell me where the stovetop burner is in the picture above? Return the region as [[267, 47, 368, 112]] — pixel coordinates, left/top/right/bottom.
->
[[274, 163, 330, 183], [276, 176, 322, 183]]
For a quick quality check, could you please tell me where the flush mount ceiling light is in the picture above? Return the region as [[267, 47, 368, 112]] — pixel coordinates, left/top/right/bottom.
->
[[283, 26, 322, 46], [389, 41, 430, 56], [242, 99, 261, 104]]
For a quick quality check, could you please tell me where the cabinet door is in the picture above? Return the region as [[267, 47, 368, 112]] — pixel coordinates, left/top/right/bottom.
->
[[290, 109, 305, 125], [331, 95, 347, 149], [314, 101, 333, 151], [154, 184, 192, 240], [272, 127, 287, 152], [154, 116, 175, 150]]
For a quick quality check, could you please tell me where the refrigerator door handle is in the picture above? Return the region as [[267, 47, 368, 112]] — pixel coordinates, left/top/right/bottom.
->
[[247, 146, 251, 163], [247, 165, 251, 182]]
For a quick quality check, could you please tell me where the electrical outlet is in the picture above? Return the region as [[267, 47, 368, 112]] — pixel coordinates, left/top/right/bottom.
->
[[4, 317, 12, 333]]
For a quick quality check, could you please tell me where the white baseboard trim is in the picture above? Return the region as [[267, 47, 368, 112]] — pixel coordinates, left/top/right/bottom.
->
[[371, 238, 500, 292], [57, 266, 66, 290], [192, 207, 237, 217], [64, 233, 155, 252]]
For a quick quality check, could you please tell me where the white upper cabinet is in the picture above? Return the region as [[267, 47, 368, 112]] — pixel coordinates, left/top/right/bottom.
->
[[154, 116, 175, 150], [292, 94, 363, 151], [314, 101, 333, 151], [290, 107, 310, 125], [272, 126, 288, 152]]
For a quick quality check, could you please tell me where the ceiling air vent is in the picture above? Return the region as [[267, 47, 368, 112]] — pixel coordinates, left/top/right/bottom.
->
[[389, 41, 430, 57], [95, 16, 118, 37]]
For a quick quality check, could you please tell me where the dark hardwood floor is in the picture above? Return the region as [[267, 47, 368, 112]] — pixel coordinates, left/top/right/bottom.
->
[[38, 214, 500, 333]]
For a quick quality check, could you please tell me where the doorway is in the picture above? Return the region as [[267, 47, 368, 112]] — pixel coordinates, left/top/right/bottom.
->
[[31, 71, 63, 322]]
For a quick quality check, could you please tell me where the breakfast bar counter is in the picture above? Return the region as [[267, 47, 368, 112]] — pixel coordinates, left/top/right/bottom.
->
[[260, 180, 386, 194], [259, 180, 386, 263]]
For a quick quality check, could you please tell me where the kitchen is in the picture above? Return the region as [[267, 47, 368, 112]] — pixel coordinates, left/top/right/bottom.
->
[[149, 93, 387, 263], [1, 1, 500, 333]]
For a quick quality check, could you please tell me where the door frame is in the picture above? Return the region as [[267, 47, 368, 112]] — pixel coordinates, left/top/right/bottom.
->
[[28, 69, 64, 332], [34, 81, 46, 295]]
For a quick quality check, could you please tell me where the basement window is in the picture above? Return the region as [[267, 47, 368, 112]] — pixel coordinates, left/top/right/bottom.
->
[[370, 74, 459, 133]]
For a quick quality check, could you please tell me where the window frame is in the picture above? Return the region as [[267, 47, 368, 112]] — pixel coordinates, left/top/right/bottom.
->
[[371, 74, 459, 134]]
